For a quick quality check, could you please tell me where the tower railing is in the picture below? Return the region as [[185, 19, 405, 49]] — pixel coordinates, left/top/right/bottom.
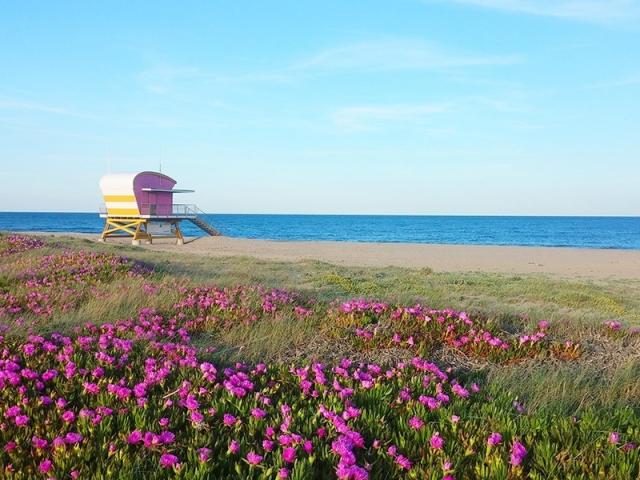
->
[[100, 204, 202, 217]]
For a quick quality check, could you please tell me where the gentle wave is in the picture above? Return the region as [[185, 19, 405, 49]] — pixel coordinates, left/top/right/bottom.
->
[[1, 213, 639, 249]]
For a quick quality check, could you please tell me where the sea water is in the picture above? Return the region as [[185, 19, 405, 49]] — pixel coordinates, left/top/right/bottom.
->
[[0, 213, 639, 249]]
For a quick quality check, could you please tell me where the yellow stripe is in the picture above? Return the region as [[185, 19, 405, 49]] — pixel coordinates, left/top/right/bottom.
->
[[107, 208, 140, 216], [104, 195, 136, 202]]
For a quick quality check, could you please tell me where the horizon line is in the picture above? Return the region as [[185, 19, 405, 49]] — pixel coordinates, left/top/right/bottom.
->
[[1, 211, 639, 218]]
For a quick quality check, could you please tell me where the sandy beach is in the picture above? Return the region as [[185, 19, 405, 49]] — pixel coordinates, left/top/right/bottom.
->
[[27, 232, 640, 280]]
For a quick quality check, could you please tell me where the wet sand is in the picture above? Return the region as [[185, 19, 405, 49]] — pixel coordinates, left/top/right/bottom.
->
[[24, 232, 640, 280]]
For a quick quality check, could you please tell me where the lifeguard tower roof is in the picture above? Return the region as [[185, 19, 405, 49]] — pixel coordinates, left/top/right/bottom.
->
[[99, 171, 195, 218], [98, 171, 220, 244]]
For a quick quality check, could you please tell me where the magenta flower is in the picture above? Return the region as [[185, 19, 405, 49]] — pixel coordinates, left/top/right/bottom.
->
[[510, 441, 527, 466], [65, 432, 83, 444], [39, 459, 53, 474], [487, 432, 503, 447], [609, 432, 620, 445], [246, 451, 263, 465], [191, 411, 204, 424], [127, 431, 143, 444], [408, 416, 424, 430], [283, 446, 296, 463], [159, 431, 175, 444], [303, 439, 313, 454], [14, 414, 29, 427], [61, 410, 76, 423], [604, 320, 622, 331], [32, 436, 48, 449], [278, 467, 290, 479], [251, 407, 267, 419], [52, 437, 66, 449], [159, 453, 179, 468], [396, 455, 413, 470], [430, 432, 444, 450], [223, 413, 237, 427], [229, 440, 240, 454], [184, 395, 199, 410], [452, 384, 469, 399], [198, 447, 211, 462]]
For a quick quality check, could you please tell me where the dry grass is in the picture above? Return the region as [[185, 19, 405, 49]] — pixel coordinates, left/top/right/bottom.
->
[[3, 234, 640, 414]]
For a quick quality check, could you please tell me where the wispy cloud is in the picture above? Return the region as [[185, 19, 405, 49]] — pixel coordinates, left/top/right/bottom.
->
[[332, 94, 531, 131], [136, 39, 521, 93], [438, 0, 640, 23], [135, 64, 203, 94], [333, 103, 451, 131], [589, 72, 640, 88], [293, 39, 520, 72], [0, 96, 97, 119]]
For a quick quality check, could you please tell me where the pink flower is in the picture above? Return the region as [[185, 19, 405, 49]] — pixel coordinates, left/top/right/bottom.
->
[[65, 432, 83, 444], [487, 432, 502, 447], [246, 451, 263, 465], [159, 453, 179, 468], [191, 411, 204, 424], [52, 437, 66, 449], [510, 441, 527, 466], [39, 459, 53, 473], [14, 414, 29, 427], [251, 407, 267, 419], [61, 410, 76, 423], [282, 446, 296, 463], [229, 440, 240, 454], [430, 432, 444, 450], [223, 413, 237, 427], [396, 455, 413, 470], [303, 440, 313, 454], [184, 395, 199, 410], [604, 320, 622, 331], [452, 384, 469, 399], [609, 432, 620, 445], [408, 416, 424, 430], [198, 447, 211, 462], [278, 467, 290, 479], [32, 436, 48, 449], [127, 431, 143, 444], [159, 431, 175, 444], [5, 406, 21, 418]]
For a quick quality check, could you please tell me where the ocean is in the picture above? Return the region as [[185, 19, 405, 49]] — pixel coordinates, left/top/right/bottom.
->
[[0, 213, 639, 250]]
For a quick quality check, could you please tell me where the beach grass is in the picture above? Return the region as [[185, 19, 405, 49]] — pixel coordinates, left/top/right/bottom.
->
[[2, 233, 640, 478], [2, 234, 639, 416]]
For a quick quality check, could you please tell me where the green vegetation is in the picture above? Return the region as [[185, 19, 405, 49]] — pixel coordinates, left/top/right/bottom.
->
[[0, 233, 639, 478]]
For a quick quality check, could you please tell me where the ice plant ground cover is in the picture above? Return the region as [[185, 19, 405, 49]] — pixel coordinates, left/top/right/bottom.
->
[[0, 234, 639, 479]]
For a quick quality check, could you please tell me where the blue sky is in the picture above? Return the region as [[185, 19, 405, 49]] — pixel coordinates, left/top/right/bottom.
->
[[1, 0, 639, 215]]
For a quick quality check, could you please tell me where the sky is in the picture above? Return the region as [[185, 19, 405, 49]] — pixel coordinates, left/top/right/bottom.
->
[[0, 0, 639, 215]]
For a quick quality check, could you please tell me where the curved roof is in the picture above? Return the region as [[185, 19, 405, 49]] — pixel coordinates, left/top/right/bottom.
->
[[99, 171, 178, 195]]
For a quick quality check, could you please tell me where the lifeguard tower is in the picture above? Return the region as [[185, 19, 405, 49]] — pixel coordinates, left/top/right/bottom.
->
[[98, 171, 220, 245]]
